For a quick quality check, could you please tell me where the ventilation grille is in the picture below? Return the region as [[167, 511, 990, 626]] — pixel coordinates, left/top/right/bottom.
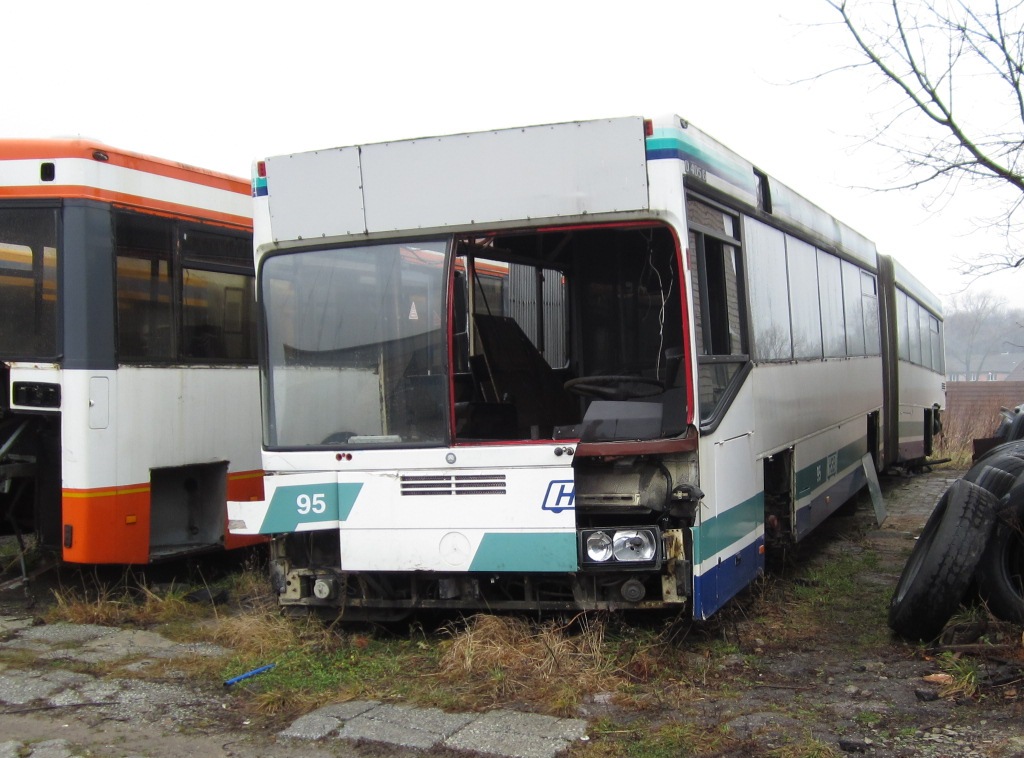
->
[[400, 474, 507, 496]]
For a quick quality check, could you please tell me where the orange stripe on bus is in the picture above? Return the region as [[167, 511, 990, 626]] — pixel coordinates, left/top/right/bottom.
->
[[228, 469, 265, 482], [62, 469, 263, 499], [63, 485, 150, 499], [0, 139, 249, 194], [61, 472, 266, 562]]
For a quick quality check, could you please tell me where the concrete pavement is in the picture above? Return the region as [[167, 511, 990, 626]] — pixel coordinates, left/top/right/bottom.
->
[[0, 615, 588, 757]]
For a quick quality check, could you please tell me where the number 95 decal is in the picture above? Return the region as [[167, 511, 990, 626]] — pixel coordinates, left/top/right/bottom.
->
[[296, 493, 327, 515], [261, 481, 364, 533]]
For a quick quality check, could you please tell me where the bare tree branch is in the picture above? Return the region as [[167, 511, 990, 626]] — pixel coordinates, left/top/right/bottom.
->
[[824, 0, 1024, 272]]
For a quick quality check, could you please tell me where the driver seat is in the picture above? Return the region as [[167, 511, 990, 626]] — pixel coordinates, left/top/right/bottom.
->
[[473, 314, 579, 437]]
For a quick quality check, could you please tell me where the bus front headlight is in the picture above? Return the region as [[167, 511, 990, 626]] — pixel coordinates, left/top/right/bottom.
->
[[612, 530, 657, 562], [585, 531, 613, 562], [580, 527, 660, 568]]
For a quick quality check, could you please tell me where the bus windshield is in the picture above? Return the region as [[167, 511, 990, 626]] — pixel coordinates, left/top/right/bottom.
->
[[261, 240, 449, 448], [0, 206, 59, 360], [260, 225, 690, 450]]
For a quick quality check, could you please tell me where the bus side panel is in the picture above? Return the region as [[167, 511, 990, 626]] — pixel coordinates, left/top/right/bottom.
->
[[791, 423, 869, 539], [750, 360, 882, 461], [896, 362, 944, 461], [897, 403, 927, 462], [57, 368, 126, 561], [113, 367, 261, 482], [56, 366, 261, 562], [62, 489, 150, 563], [693, 387, 764, 620], [58, 369, 118, 487]]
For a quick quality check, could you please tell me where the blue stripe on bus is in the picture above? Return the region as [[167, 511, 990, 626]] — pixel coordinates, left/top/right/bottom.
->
[[645, 131, 756, 192], [646, 147, 689, 161], [692, 535, 765, 620]]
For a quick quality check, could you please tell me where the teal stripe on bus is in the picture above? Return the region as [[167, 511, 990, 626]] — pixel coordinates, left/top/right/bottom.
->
[[692, 492, 764, 567], [469, 532, 577, 572], [645, 130, 755, 192], [794, 437, 868, 498]]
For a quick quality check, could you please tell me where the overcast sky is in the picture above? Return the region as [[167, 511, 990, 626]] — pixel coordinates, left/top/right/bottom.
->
[[5, 0, 1019, 310]]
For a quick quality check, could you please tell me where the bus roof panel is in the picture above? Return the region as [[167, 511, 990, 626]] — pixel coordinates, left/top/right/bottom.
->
[[264, 147, 365, 241], [645, 118, 878, 267], [261, 118, 651, 242], [0, 139, 250, 228], [362, 119, 649, 232], [891, 255, 943, 316], [769, 182, 877, 267]]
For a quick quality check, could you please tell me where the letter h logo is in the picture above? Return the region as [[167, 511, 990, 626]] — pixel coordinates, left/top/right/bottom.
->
[[542, 480, 575, 513]]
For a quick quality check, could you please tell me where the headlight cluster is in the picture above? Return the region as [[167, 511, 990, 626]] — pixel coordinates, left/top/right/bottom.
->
[[580, 527, 660, 568]]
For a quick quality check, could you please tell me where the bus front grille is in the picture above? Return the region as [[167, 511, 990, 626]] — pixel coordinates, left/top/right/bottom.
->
[[400, 474, 507, 496]]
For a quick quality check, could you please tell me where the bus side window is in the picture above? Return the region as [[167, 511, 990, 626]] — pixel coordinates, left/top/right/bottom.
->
[[701, 237, 744, 356], [688, 198, 747, 425], [181, 229, 257, 364], [115, 214, 174, 362]]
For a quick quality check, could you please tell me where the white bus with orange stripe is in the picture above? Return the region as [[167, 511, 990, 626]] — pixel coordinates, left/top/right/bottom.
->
[[0, 139, 264, 566]]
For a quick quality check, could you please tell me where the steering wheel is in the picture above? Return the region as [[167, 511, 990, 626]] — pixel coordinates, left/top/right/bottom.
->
[[563, 375, 665, 400], [321, 431, 356, 445]]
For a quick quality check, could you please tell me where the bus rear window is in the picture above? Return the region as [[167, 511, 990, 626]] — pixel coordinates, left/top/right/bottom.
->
[[0, 207, 59, 359]]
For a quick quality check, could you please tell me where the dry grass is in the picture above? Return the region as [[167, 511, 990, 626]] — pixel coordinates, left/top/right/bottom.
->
[[47, 575, 207, 628], [208, 603, 320, 660], [935, 400, 1007, 467], [434, 613, 689, 714]]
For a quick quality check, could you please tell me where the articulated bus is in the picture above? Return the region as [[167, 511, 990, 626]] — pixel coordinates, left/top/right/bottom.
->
[[0, 140, 264, 568], [228, 116, 944, 619]]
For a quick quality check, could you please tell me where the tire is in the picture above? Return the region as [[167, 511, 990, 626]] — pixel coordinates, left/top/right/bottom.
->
[[976, 479, 1024, 623], [1007, 406, 1024, 442], [974, 439, 1024, 466], [963, 456, 1024, 499], [889, 479, 1000, 641]]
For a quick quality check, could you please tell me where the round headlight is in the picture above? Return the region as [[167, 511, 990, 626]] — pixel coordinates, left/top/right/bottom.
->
[[585, 531, 613, 562], [612, 530, 656, 562]]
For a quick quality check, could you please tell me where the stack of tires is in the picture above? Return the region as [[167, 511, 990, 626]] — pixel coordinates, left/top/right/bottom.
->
[[889, 436, 1024, 641]]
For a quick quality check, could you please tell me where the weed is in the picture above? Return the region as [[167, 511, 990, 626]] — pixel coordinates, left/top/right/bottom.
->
[[748, 546, 892, 651], [215, 618, 437, 723], [47, 575, 206, 628], [853, 710, 883, 727], [583, 719, 738, 758], [934, 401, 1004, 468], [767, 736, 841, 758], [936, 652, 982, 699]]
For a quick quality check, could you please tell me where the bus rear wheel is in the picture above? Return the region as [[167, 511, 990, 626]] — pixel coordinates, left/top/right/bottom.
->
[[889, 479, 999, 641]]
